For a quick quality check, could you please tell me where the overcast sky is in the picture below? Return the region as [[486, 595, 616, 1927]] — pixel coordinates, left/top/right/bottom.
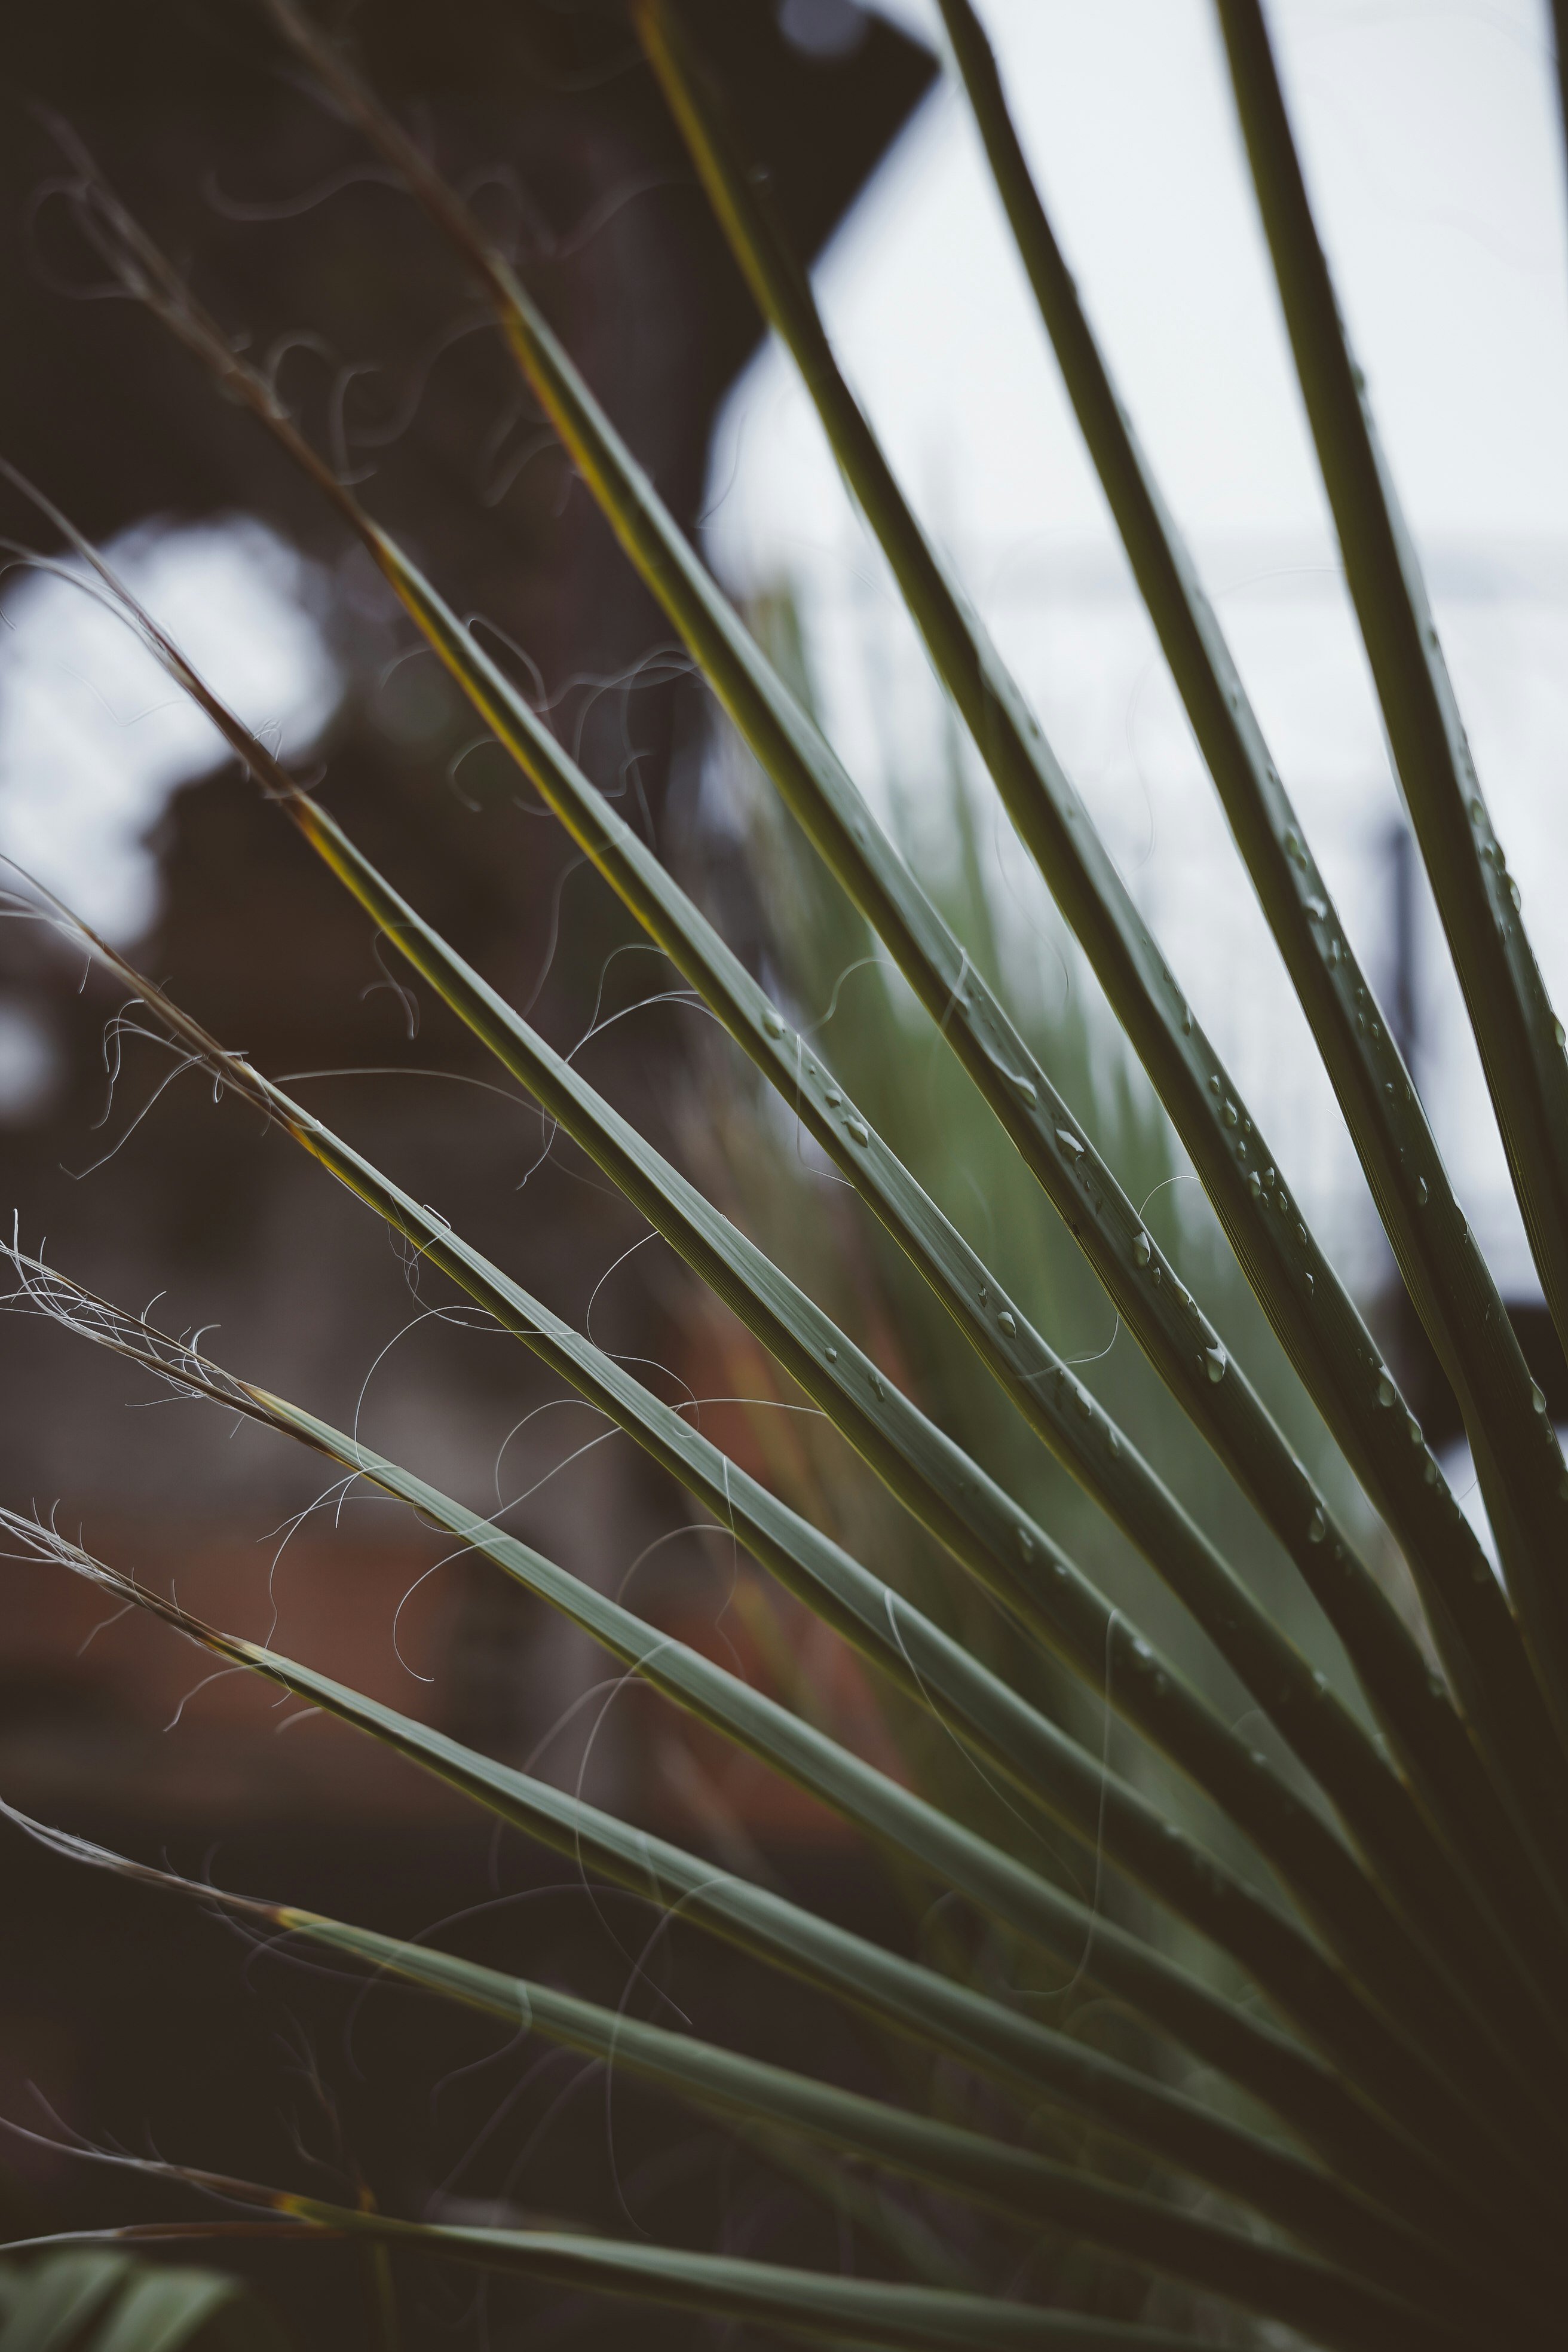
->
[[716, 0, 1568, 562], [709, 0, 1568, 1358]]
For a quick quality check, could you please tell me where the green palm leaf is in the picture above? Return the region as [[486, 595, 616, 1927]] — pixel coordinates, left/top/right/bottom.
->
[[0, 2250, 287, 2352], [10, 6, 1568, 2342]]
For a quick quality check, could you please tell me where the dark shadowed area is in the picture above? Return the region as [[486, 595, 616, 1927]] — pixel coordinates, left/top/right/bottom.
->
[[0, 5, 937, 2342]]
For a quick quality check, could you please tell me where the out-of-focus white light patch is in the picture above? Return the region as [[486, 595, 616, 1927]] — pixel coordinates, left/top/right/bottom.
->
[[1437, 1435, 1500, 1576], [0, 516, 340, 943], [1438, 1426, 1568, 1594], [0, 996, 62, 1125]]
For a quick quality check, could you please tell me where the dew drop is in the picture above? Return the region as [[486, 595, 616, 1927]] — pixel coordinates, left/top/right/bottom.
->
[[1056, 1127, 1083, 1158], [1224, 1101, 1239, 1128], [1509, 878, 1522, 911], [1181, 1005, 1193, 1036], [1377, 1370, 1397, 1407], [1074, 1385, 1094, 1418], [1132, 1231, 1152, 1267], [1306, 896, 1327, 921], [1425, 1457, 1438, 1486], [824, 1085, 843, 1106], [1470, 798, 1484, 824], [1531, 1379, 1548, 1416], [1555, 1016, 1566, 1050], [1311, 1670, 1329, 1695], [1308, 1506, 1327, 1544], [872, 1373, 886, 1399], [1247, 1171, 1261, 1199], [846, 1118, 869, 1145], [761, 1006, 785, 1038], [1152, 1265, 1162, 1285], [1204, 1344, 1228, 1384], [1414, 1177, 1429, 1207], [825, 1346, 838, 1362], [1016, 1077, 1039, 1105], [1018, 1529, 1036, 1562], [1406, 1414, 1423, 1446], [1108, 1429, 1120, 1454], [1284, 828, 1304, 865], [1304, 1270, 1313, 1293], [1209, 1074, 1221, 1095], [997, 1309, 1017, 1336]]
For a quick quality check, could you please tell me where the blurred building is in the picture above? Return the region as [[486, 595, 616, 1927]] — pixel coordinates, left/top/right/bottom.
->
[[0, 1, 935, 2322]]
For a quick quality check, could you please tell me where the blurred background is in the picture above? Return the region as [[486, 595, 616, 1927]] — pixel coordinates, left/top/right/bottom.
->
[[1, 0, 1565, 2343]]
